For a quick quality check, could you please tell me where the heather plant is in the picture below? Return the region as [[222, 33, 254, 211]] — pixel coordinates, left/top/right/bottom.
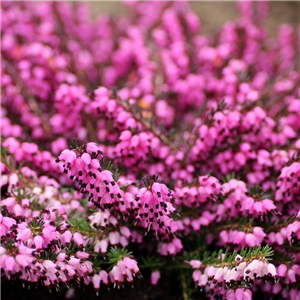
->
[[1, 1, 300, 299]]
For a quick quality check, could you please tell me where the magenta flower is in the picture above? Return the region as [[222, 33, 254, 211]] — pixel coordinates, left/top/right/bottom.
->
[[135, 177, 176, 235], [0, 215, 16, 237], [151, 270, 161, 285], [158, 238, 183, 256]]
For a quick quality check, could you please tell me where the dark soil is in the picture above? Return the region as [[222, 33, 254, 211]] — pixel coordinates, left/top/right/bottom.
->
[[1, 274, 203, 300]]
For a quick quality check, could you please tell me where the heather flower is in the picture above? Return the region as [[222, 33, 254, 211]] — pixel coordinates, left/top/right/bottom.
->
[[189, 260, 203, 268], [135, 177, 176, 235], [158, 238, 183, 256], [150, 271, 161, 285], [0, 215, 17, 237], [73, 232, 84, 246]]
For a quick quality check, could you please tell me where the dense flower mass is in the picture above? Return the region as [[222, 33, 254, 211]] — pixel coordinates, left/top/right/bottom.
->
[[1, 1, 300, 299]]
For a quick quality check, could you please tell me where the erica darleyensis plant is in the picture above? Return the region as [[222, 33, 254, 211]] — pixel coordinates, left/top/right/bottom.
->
[[1, 1, 300, 299]]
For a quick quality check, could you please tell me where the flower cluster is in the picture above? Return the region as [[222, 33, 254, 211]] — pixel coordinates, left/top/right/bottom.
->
[[1, 1, 300, 299], [109, 257, 141, 287], [191, 258, 278, 287], [56, 142, 125, 210], [134, 176, 176, 236], [188, 248, 278, 300]]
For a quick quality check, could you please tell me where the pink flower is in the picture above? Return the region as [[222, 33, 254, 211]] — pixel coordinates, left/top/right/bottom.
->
[[277, 264, 287, 277], [109, 257, 140, 286], [62, 230, 73, 244], [109, 232, 120, 245], [16, 228, 32, 241], [99, 270, 109, 285], [92, 274, 101, 291], [33, 235, 44, 249], [0, 215, 16, 236], [73, 232, 84, 246], [76, 251, 89, 259], [94, 239, 108, 253], [189, 260, 202, 269], [15, 254, 33, 267], [5, 256, 16, 272], [151, 270, 161, 285]]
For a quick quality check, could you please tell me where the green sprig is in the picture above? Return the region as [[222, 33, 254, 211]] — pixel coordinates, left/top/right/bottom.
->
[[107, 247, 132, 265]]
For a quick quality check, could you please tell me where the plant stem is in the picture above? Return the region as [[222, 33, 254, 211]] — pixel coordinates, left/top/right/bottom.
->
[[181, 272, 189, 300], [114, 92, 179, 152]]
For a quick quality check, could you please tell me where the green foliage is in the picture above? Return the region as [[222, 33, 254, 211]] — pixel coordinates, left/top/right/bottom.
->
[[11, 187, 31, 200], [1, 146, 14, 169], [223, 172, 236, 183], [67, 217, 96, 234], [38, 248, 59, 261], [194, 245, 274, 269], [273, 250, 295, 265], [107, 247, 132, 265], [103, 160, 120, 181], [120, 183, 132, 190], [28, 217, 45, 231], [139, 254, 166, 270]]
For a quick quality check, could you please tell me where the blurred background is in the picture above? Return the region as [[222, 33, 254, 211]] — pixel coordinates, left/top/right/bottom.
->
[[89, 1, 300, 36]]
